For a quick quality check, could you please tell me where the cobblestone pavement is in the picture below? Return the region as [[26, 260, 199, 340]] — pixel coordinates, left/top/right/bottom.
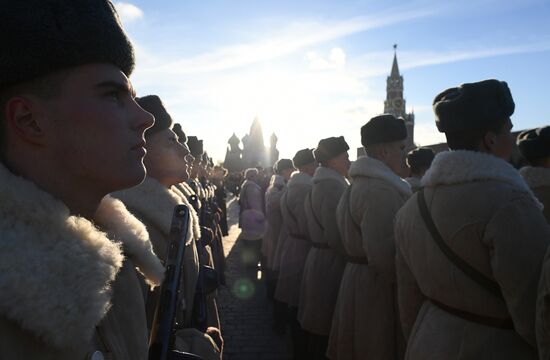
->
[[218, 196, 292, 360]]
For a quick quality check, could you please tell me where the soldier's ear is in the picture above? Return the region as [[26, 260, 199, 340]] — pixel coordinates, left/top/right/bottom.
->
[[4, 96, 47, 145], [482, 131, 497, 151]]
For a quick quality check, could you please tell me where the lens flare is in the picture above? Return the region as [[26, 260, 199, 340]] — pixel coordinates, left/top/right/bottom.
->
[[232, 278, 255, 299]]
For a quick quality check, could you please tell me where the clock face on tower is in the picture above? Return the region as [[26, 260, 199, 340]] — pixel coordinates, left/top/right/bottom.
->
[[390, 78, 400, 88]]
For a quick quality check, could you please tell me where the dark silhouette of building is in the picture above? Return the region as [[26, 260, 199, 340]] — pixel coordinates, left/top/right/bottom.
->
[[384, 45, 415, 151], [224, 133, 243, 173], [223, 117, 279, 172], [357, 45, 415, 158]]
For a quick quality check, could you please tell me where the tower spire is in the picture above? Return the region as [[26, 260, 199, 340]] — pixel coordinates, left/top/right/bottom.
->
[[391, 44, 400, 77]]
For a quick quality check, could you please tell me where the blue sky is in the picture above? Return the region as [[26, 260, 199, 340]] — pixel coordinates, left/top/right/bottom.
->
[[115, 0, 550, 162]]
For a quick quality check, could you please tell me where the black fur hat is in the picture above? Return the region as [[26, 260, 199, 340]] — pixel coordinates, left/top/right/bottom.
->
[[517, 126, 550, 163], [293, 148, 315, 167], [187, 136, 204, 157], [313, 136, 349, 163], [406, 147, 435, 172], [433, 79, 515, 133], [0, 0, 135, 91], [172, 123, 187, 144], [136, 95, 173, 137], [274, 159, 295, 175], [361, 114, 407, 147]]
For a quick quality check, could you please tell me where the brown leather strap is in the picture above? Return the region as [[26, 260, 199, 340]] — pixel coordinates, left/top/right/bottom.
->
[[429, 298, 514, 330], [289, 233, 309, 241], [347, 255, 368, 264], [311, 242, 330, 249], [417, 189, 504, 299]]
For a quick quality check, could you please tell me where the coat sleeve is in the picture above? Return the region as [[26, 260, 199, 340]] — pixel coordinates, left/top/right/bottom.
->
[[484, 195, 550, 347], [361, 188, 404, 278], [322, 181, 347, 254], [394, 207, 426, 340]]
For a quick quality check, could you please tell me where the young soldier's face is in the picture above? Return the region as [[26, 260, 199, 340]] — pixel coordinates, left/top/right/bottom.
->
[[329, 152, 351, 177], [144, 128, 189, 186], [384, 140, 407, 176], [40, 64, 154, 192]]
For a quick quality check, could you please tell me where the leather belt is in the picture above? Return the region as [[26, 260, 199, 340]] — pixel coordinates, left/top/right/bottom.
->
[[347, 256, 368, 265], [289, 233, 309, 241], [429, 298, 514, 329], [311, 242, 330, 249]]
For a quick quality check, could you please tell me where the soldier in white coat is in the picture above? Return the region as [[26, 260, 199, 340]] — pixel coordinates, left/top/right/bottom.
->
[[298, 137, 351, 359], [262, 159, 295, 334], [112, 95, 222, 358], [517, 127, 550, 223], [275, 148, 317, 359], [516, 126, 550, 358], [395, 79, 550, 359], [238, 168, 266, 273], [263, 159, 295, 294], [328, 114, 412, 360]]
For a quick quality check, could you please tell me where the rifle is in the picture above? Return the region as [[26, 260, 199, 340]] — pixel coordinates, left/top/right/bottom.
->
[[191, 226, 219, 332], [148, 205, 202, 360]]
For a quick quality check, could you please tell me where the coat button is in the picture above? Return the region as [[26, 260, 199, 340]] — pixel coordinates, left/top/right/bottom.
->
[[88, 351, 105, 360]]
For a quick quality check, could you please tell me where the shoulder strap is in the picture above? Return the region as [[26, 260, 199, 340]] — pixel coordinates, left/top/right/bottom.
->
[[308, 190, 325, 231], [417, 189, 504, 299], [347, 185, 362, 234]]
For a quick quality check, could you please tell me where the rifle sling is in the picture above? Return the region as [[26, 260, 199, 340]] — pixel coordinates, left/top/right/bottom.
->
[[417, 189, 504, 299]]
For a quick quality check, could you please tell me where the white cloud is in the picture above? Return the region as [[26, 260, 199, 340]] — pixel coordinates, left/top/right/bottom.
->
[[115, 2, 144, 23], [126, 0, 550, 163], [414, 122, 446, 147], [307, 47, 347, 70], [351, 41, 550, 78], [140, 6, 435, 75]]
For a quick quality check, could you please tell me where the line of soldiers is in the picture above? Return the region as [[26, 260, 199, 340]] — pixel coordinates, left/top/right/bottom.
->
[[256, 79, 550, 360], [113, 94, 228, 359], [0, 2, 228, 359]]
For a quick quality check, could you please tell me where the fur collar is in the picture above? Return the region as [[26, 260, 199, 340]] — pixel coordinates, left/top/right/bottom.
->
[[422, 150, 542, 208], [520, 166, 550, 189], [266, 175, 285, 200], [241, 179, 261, 190], [405, 176, 422, 190], [95, 196, 165, 289], [175, 182, 194, 197], [288, 171, 312, 187], [0, 164, 158, 349], [350, 156, 412, 196], [313, 166, 349, 186], [170, 184, 201, 241], [187, 178, 205, 199], [269, 174, 285, 188], [112, 177, 199, 246]]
